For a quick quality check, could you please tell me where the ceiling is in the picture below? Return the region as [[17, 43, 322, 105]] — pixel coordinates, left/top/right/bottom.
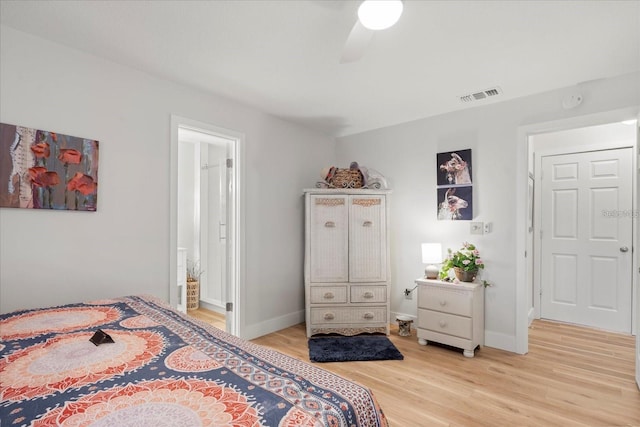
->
[[1, 0, 639, 137]]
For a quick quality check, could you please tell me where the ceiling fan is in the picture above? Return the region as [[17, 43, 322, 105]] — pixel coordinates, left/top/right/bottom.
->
[[340, 0, 404, 63]]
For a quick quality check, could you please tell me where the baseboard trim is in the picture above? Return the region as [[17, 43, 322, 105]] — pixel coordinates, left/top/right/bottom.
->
[[527, 307, 535, 327], [199, 300, 225, 315], [485, 330, 519, 353], [243, 310, 305, 340]]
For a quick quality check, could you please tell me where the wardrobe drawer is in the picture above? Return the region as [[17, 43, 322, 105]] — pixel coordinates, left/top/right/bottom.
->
[[310, 286, 348, 304], [350, 285, 387, 303], [418, 309, 472, 339], [418, 284, 473, 317], [310, 307, 387, 324]]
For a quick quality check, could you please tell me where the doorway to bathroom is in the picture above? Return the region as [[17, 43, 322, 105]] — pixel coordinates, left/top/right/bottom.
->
[[171, 116, 242, 336]]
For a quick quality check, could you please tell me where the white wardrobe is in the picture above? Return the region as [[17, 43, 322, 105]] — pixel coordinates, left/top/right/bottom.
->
[[304, 189, 391, 337]]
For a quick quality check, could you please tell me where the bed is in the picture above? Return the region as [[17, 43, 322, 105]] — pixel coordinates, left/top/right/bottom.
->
[[0, 295, 388, 426]]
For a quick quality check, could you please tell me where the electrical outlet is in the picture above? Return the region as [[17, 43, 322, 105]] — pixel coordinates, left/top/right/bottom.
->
[[404, 289, 413, 300], [470, 221, 484, 235]]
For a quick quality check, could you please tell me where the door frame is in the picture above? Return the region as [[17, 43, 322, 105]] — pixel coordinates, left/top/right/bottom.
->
[[534, 144, 634, 331], [170, 115, 244, 337], [515, 106, 639, 355], [635, 111, 640, 390]]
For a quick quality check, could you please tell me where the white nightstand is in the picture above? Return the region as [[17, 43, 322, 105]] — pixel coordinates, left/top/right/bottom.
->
[[415, 278, 484, 357]]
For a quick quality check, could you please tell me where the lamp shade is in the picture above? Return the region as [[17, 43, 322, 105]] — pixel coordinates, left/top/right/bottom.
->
[[358, 0, 404, 31], [421, 243, 442, 264]]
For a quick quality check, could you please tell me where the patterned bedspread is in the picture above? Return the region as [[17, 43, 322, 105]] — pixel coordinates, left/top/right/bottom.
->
[[0, 296, 388, 426]]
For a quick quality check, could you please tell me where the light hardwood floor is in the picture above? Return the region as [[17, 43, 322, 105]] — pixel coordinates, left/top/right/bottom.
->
[[191, 309, 640, 426], [188, 307, 226, 330]]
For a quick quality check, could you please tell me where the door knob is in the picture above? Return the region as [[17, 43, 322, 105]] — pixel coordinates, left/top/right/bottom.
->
[[620, 246, 629, 253]]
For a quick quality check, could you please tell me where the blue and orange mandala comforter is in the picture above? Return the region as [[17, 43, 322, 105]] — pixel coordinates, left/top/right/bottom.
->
[[0, 296, 388, 426]]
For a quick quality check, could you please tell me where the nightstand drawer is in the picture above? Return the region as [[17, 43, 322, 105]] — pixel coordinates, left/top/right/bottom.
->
[[418, 309, 472, 339], [418, 285, 473, 317], [310, 307, 387, 324], [350, 285, 387, 303], [310, 286, 348, 304]]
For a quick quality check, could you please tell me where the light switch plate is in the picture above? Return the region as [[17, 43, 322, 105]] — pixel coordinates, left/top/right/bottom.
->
[[470, 222, 484, 235]]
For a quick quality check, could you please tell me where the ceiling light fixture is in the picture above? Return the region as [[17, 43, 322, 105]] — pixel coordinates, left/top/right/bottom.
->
[[358, 0, 403, 31]]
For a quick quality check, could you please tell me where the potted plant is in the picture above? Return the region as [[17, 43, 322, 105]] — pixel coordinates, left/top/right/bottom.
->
[[439, 242, 484, 283], [186, 259, 204, 310]]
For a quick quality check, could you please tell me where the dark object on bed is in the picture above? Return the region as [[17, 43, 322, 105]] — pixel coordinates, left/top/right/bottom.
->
[[0, 295, 388, 426], [89, 328, 114, 346]]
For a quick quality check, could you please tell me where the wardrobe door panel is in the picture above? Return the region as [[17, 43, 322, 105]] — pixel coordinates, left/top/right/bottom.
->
[[309, 195, 349, 283], [349, 195, 386, 282]]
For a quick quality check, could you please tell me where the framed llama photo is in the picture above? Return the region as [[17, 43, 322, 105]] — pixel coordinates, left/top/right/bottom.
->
[[436, 149, 473, 220], [0, 123, 99, 211], [437, 186, 473, 221], [437, 149, 472, 186]]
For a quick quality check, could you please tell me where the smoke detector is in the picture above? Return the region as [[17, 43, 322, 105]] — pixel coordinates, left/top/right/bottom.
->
[[459, 86, 503, 103], [562, 93, 583, 109]]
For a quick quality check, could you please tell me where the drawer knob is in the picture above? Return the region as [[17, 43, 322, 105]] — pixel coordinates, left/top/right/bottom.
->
[[324, 292, 334, 299], [324, 313, 335, 320], [363, 312, 374, 319], [363, 220, 373, 227], [363, 291, 374, 298], [439, 300, 447, 306], [325, 221, 336, 228], [439, 320, 447, 328]]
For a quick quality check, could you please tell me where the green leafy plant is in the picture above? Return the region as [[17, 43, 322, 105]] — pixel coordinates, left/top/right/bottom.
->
[[439, 242, 484, 280]]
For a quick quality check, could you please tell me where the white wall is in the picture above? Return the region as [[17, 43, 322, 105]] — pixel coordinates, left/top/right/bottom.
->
[[177, 141, 196, 257], [531, 121, 636, 154], [0, 26, 335, 339], [336, 72, 640, 351]]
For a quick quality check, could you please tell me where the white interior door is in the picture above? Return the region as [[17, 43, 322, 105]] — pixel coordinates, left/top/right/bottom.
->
[[635, 115, 639, 391], [200, 143, 227, 310], [224, 153, 236, 335], [527, 174, 535, 326], [540, 148, 633, 333]]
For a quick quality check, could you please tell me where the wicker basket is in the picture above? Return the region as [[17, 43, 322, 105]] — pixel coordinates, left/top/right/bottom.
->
[[186, 280, 200, 310], [331, 169, 364, 188]]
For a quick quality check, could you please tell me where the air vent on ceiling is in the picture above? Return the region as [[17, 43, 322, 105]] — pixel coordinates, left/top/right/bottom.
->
[[459, 86, 503, 103]]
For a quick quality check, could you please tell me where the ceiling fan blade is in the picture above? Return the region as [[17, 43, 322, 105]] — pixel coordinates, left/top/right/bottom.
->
[[340, 20, 374, 63]]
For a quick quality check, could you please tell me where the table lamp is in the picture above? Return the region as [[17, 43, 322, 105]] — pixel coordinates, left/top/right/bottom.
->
[[422, 243, 442, 279]]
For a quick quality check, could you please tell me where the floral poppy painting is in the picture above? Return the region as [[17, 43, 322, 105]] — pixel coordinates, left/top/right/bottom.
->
[[0, 123, 99, 211]]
